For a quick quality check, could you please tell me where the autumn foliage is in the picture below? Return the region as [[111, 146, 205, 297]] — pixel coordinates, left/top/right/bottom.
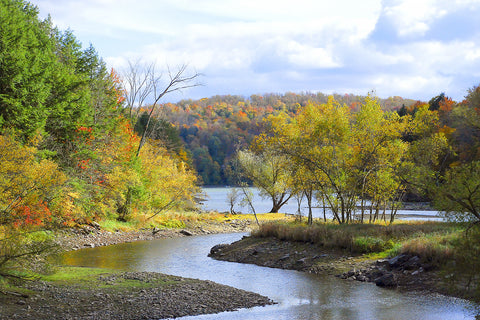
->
[[0, 0, 200, 237]]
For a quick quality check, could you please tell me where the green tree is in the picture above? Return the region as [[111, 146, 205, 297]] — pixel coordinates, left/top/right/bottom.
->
[[399, 105, 449, 199], [134, 111, 184, 154], [434, 161, 480, 224], [237, 147, 294, 213], [0, 0, 56, 139]]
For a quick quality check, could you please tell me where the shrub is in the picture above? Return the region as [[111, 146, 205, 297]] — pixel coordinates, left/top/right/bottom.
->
[[0, 229, 60, 280], [445, 228, 480, 301]]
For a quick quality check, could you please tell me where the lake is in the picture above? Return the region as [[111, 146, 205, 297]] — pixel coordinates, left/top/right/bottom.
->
[[201, 187, 441, 221]]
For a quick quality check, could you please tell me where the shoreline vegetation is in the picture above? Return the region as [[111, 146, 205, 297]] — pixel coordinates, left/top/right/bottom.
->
[[209, 219, 480, 304], [2, 0, 480, 318]]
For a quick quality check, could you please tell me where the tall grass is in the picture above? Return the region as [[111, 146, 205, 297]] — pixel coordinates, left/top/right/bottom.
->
[[252, 221, 463, 257]]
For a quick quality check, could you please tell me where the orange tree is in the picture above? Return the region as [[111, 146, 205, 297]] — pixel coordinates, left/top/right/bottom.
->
[[0, 134, 70, 278]]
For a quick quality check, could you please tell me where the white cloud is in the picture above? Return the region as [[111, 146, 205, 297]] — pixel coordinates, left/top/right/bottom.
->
[[33, 0, 480, 101], [382, 0, 445, 37]]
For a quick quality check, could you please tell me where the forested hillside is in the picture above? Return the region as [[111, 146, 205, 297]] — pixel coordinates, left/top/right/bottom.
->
[[149, 93, 417, 185], [0, 0, 199, 273]]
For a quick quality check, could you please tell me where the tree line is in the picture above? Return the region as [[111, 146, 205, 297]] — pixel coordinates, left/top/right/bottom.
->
[[235, 89, 480, 225], [148, 93, 417, 185]]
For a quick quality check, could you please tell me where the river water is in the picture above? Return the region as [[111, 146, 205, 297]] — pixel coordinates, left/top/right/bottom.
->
[[62, 233, 479, 320]]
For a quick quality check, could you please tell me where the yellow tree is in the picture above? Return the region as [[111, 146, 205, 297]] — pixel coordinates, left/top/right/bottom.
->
[[236, 147, 295, 214], [0, 134, 68, 228], [271, 98, 355, 223], [352, 95, 408, 223], [139, 142, 199, 220], [0, 134, 69, 278]]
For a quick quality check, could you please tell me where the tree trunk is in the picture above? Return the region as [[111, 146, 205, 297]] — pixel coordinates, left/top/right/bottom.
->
[[305, 189, 313, 225]]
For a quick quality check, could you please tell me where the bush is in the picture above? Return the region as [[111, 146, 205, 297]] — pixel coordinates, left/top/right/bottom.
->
[[0, 229, 60, 280], [400, 233, 455, 266]]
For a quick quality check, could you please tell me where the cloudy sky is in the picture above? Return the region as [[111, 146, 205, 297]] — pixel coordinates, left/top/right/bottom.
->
[[33, 0, 480, 102]]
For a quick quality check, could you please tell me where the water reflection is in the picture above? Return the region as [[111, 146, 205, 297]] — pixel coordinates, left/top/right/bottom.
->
[[62, 233, 479, 320], [201, 187, 441, 221]]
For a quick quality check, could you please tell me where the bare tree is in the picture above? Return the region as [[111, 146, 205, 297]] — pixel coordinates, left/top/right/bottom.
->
[[122, 61, 202, 156], [122, 59, 155, 119]]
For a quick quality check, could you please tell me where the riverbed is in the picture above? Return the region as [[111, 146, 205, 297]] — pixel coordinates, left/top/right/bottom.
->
[[63, 233, 479, 319]]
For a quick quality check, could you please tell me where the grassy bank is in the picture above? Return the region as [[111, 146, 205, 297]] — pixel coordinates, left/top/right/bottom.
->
[[96, 210, 293, 232], [253, 221, 461, 260], [252, 220, 480, 301]]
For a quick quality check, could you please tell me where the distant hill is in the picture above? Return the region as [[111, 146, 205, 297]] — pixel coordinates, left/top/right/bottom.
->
[[146, 92, 420, 185]]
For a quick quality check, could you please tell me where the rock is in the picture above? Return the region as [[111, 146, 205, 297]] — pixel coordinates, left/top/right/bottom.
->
[[279, 254, 290, 261], [180, 229, 193, 236], [375, 272, 397, 287], [347, 269, 356, 277], [376, 259, 389, 268], [312, 254, 328, 259], [357, 275, 367, 282], [388, 254, 410, 269], [209, 244, 229, 255], [403, 256, 421, 270], [89, 221, 101, 229]]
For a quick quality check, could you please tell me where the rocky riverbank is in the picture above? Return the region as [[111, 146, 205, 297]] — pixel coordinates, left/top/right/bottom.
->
[[1, 220, 276, 320], [1, 271, 274, 320], [209, 236, 447, 297], [56, 218, 253, 250]]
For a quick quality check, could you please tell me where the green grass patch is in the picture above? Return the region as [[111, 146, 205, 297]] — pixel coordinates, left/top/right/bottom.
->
[[98, 218, 139, 232], [39, 266, 181, 291], [40, 266, 120, 284], [352, 236, 394, 254]]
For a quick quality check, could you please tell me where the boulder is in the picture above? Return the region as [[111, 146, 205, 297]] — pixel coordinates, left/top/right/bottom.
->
[[403, 255, 421, 270], [375, 272, 397, 287], [388, 254, 411, 269]]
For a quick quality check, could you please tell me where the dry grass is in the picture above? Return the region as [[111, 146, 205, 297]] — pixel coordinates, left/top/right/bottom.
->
[[98, 210, 294, 232], [252, 220, 464, 258], [400, 233, 456, 265]]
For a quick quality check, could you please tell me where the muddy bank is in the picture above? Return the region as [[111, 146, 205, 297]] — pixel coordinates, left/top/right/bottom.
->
[[1, 271, 274, 320], [209, 236, 446, 296]]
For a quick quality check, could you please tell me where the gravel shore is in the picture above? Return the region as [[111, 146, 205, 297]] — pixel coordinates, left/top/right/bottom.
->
[[0, 221, 276, 320], [1, 272, 274, 320]]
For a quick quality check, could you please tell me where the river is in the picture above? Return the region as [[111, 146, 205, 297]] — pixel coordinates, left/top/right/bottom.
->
[[62, 233, 479, 320], [201, 187, 441, 221]]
